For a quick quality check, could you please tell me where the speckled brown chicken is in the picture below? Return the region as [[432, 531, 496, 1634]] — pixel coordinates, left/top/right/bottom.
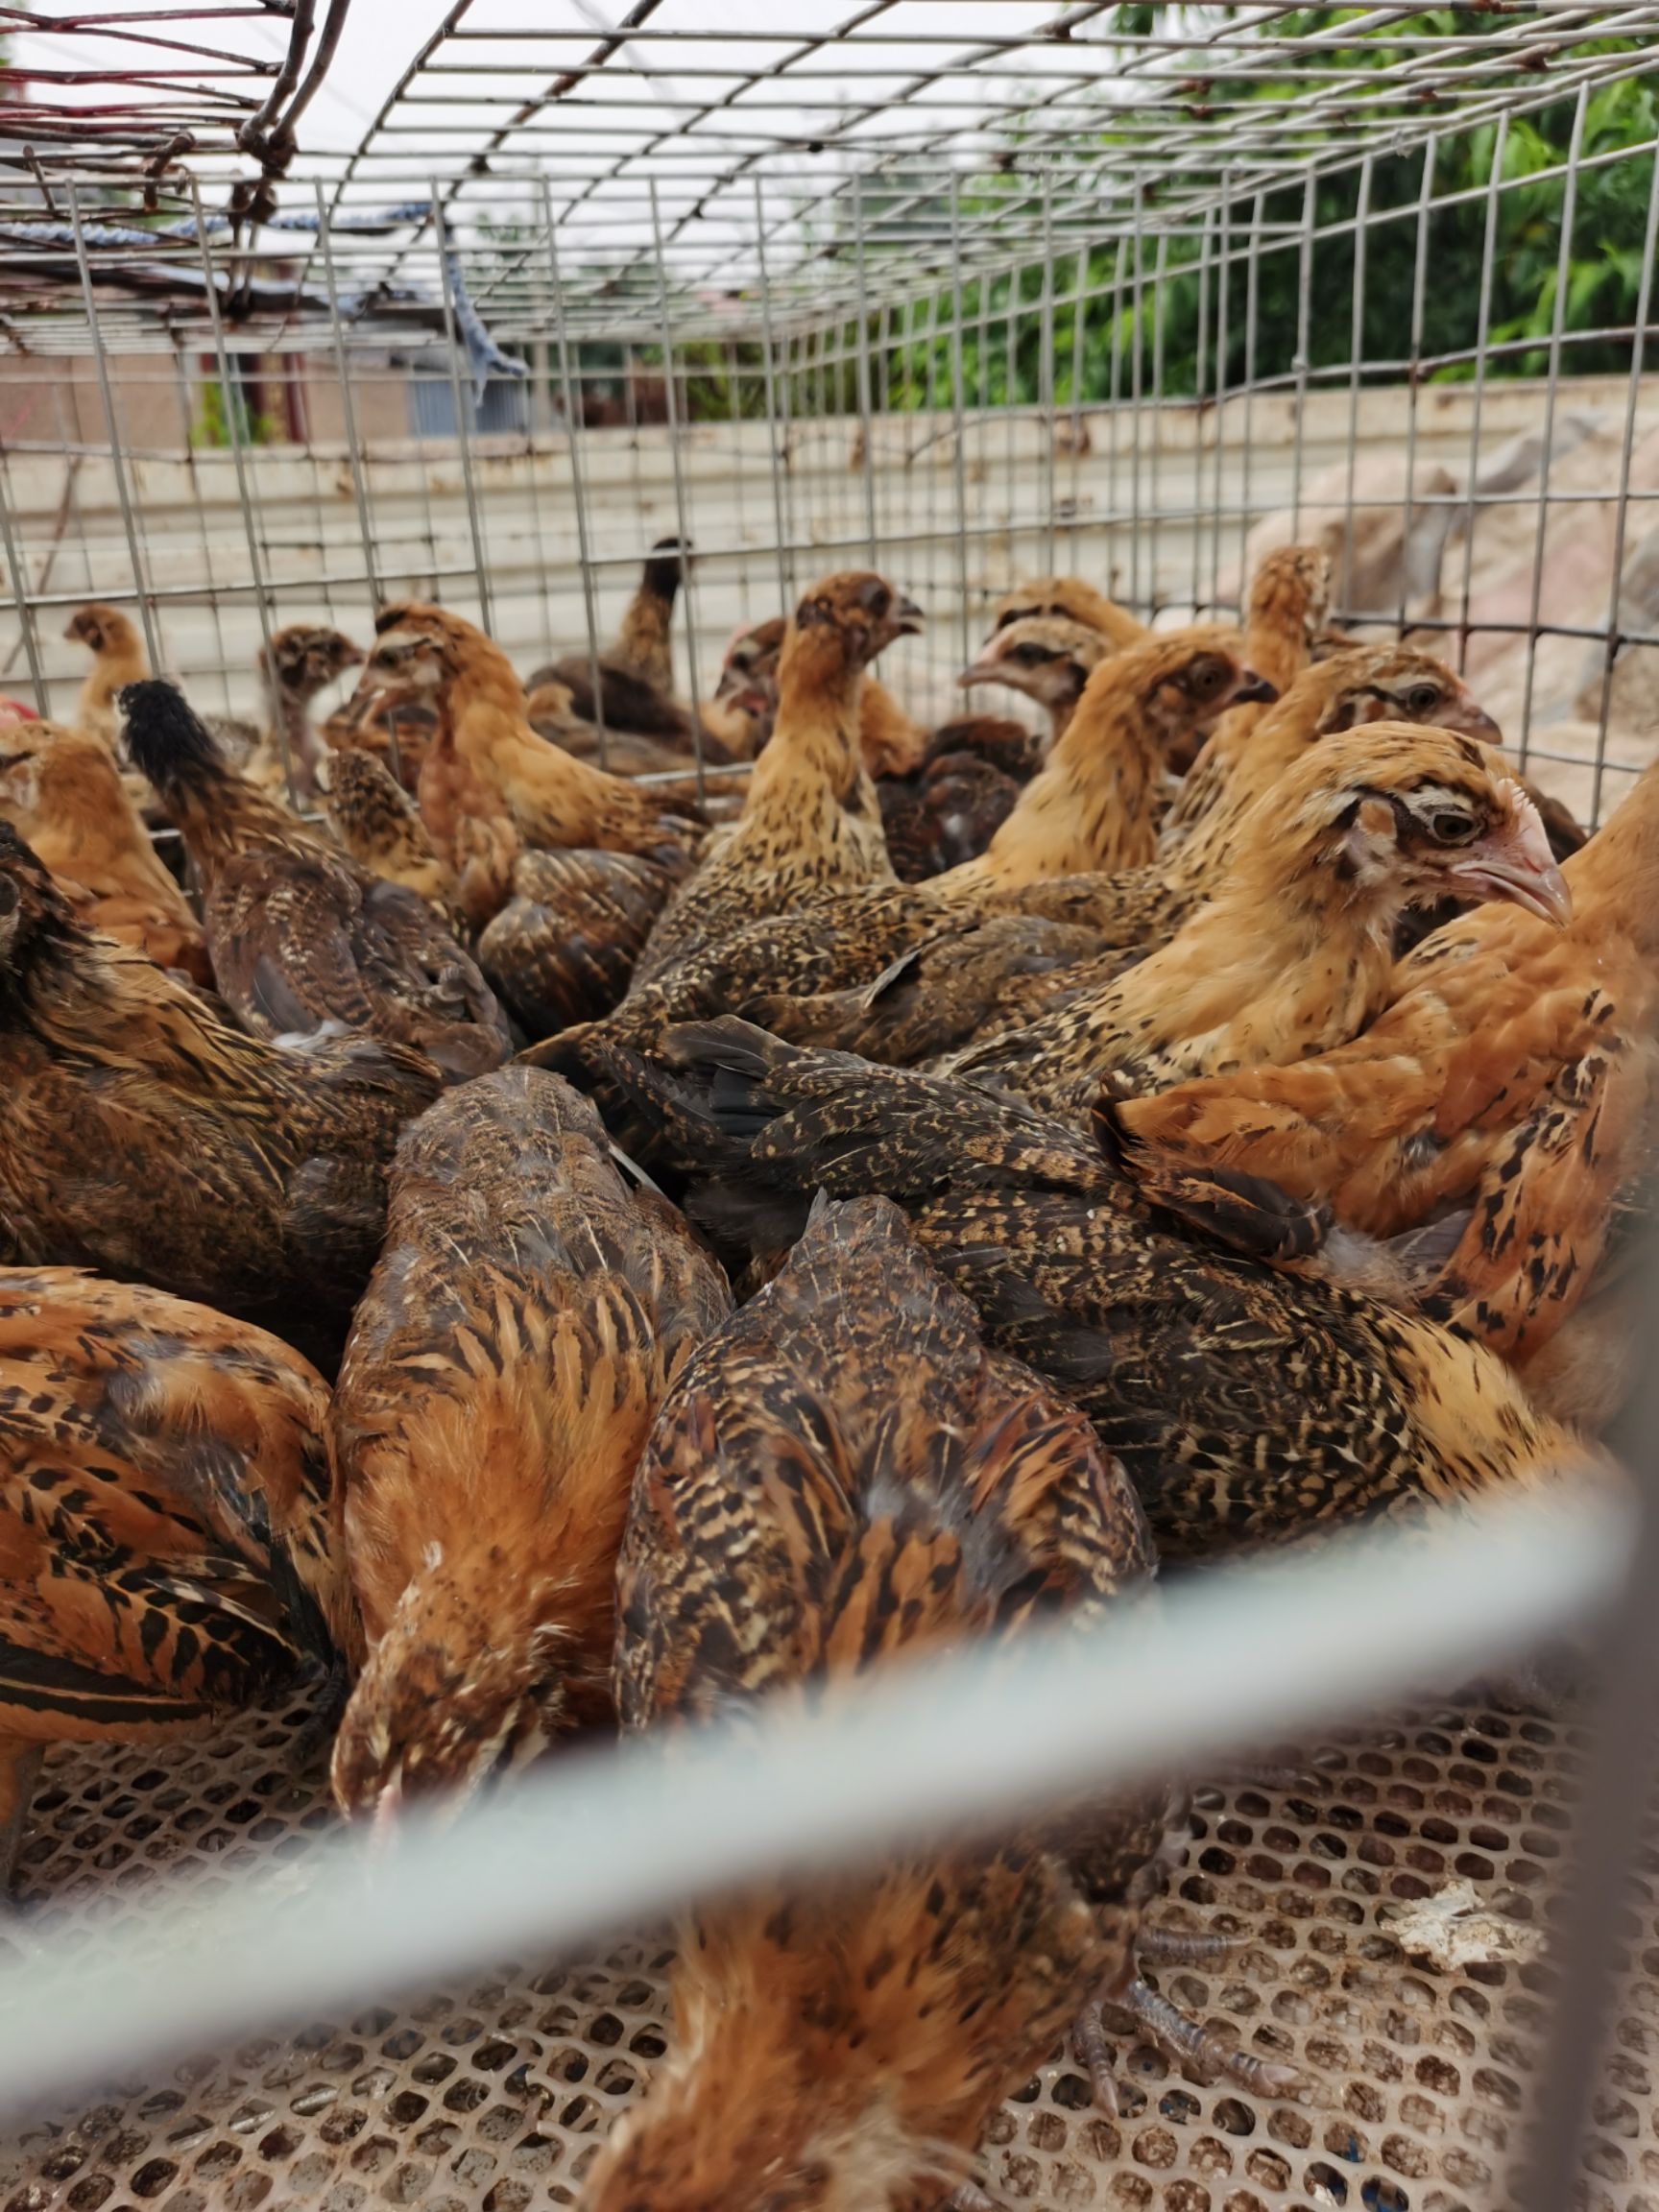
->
[[877, 715, 1046, 881], [245, 625, 365, 801], [1106, 756, 1659, 1407], [628, 571, 921, 992], [477, 844, 691, 1040], [947, 725, 1571, 1124], [122, 679, 511, 1083], [0, 1263, 358, 1884], [329, 1067, 730, 1826], [584, 1193, 1244, 2212], [0, 717, 211, 985], [325, 747, 458, 914], [600, 1019, 1611, 1567], [0, 821, 440, 1362]]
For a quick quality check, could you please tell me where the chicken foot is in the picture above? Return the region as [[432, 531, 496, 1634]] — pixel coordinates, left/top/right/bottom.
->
[[1071, 1945, 1303, 2119]]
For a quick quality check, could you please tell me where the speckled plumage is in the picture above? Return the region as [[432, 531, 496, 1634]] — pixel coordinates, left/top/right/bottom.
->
[[0, 1263, 355, 1876], [123, 680, 511, 1084], [477, 845, 690, 1039], [586, 1194, 1167, 2212], [0, 822, 439, 1361], [597, 1019, 1607, 1566], [329, 1067, 731, 1823]]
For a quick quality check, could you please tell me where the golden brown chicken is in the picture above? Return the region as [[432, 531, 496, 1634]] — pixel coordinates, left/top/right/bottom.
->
[[0, 717, 210, 985], [1159, 547, 1331, 845], [958, 613, 1116, 742], [948, 724, 1571, 1123], [122, 679, 511, 1082], [1106, 757, 1659, 1393], [938, 627, 1275, 894], [603, 1019, 1612, 1566], [584, 1194, 1190, 2212], [629, 571, 922, 991], [368, 601, 706, 871], [0, 823, 439, 1363], [329, 1067, 730, 1824], [0, 1264, 358, 1883], [63, 602, 149, 753], [990, 575, 1148, 650], [708, 613, 935, 781]]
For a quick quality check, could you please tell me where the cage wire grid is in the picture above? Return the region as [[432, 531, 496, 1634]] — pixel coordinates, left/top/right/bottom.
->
[[0, 10, 1656, 2212]]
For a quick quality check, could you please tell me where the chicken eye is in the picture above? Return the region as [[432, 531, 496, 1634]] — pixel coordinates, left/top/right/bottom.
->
[[1430, 809, 1478, 844], [1406, 684, 1444, 715], [1012, 642, 1050, 666], [1191, 660, 1226, 696]]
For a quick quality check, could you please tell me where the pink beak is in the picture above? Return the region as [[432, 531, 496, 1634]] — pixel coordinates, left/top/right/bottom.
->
[[1449, 787, 1573, 926]]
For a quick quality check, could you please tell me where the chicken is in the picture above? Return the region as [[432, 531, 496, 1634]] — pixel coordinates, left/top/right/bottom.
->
[[629, 571, 922, 992], [958, 613, 1116, 743], [325, 745, 457, 913], [528, 538, 700, 745], [584, 1194, 1183, 2212], [1159, 547, 1331, 849], [63, 602, 148, 753], [122, 678, 511, 1083], [368, 601, 706, 870], [1106, 756, 1659, 1387], [0, 717, 210, 985], [948, 725, 1571, 1124], [248, 624, 365, 800], [0, 822, 439, 1362], [322, 665, 443, 794], [477, 846, 691, 1039], [0, 1264, 357, 1884], [328, 1067, 730, 1824], [605, 1019, 1612, 1567], [709, 613, 935, 781], [939, 628, 1275, 893], [878, 717, 1046, 882], [990, 576, 1148, 650]]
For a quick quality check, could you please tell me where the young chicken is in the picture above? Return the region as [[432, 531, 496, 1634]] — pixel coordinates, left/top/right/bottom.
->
[[0, 1264, 357, 1886], [248, 624, 365, 800], [528, 538, 701, 746], [877, 716, 1046, 882], [629, 570, 923, 991], [990, 575, 1149, 650], [1107, 756, 1659, 1387], [0, 717, 210, 985], [610, 1020, 1613, 1566], [329, 1068, 730, 1826], [63, 602, 148, 753], [937, 628, 1276, 894], [0, 822, 440, 1361], [325, 745, 458, 913], [947, 725, 1571, 1123], [707, 613, 935, 781], [958, 613, 1116, 743], [368, 600, 706, 870], [122, 679, 511, 1083], [322, 665, 444, 794], [1160, 546, 1331, 849], [477, 846, 692, 1039], [584, 1194, 1182, 2212]]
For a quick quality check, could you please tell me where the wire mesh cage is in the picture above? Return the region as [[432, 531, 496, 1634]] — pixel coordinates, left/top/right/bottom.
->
[[0, 10, 1657, 2212]]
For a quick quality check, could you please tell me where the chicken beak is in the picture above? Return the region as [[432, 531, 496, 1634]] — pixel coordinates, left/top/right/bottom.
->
[[957, 652, 1001, 688], [894, 595, 925, 637], [1231, 669, 1279, 706], [1451, 792, 1573, 926], [1448, 699, 1503, 746]]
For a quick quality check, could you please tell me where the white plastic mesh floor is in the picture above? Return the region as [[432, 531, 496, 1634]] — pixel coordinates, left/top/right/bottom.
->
[[0, 1696, 1646, 2212]]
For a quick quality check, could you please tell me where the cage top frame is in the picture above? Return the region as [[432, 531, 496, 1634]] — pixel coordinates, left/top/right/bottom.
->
[[4, 5, 1658, 356]]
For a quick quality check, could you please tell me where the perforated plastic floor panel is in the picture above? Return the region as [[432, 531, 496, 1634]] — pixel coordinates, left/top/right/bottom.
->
[[0, 1697, 1646, 2212]]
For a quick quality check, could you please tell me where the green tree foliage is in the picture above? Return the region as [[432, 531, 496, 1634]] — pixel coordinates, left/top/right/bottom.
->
[[686, 9, 1654, 422]]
